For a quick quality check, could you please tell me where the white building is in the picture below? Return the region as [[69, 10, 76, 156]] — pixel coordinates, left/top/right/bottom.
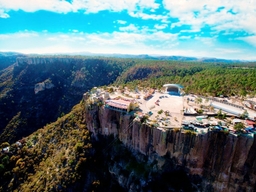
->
[[163, 84, 184, 96]]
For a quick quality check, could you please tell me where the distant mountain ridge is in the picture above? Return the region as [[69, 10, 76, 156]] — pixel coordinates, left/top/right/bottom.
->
[[0, 51, 246, 63], [0, 52, 26, 71], [50, 52, 245, 63]]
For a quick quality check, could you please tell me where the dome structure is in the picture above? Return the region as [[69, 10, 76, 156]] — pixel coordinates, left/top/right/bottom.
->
[[163, 84, 184, 96]]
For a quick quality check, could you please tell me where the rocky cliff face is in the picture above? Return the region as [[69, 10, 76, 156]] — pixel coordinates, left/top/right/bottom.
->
[[85, 102, 256, 192]]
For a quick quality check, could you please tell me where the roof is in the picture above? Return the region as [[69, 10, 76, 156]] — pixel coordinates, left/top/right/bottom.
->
[[196, 115, 208, 119], [246, 119, 255, 125], [163, 84, 184, 89], [211, 102, 245, 116], [106, 99, 131, 110], [232, 119, 242, 123]]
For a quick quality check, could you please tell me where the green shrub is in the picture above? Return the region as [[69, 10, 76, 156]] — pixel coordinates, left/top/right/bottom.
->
[[0, 164, 5, 174], [2, 156, 10, 166]]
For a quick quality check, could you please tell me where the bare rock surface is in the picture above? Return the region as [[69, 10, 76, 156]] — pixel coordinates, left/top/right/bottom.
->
[[34, 79, 54, 94]]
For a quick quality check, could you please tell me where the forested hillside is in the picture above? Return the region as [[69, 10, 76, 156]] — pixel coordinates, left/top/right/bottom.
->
[[0, 103, 96, 191], [116, 62, 256, 97], [0, 56, 135, 144]]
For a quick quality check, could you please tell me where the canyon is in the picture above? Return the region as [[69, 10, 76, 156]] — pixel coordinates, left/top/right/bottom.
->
[[0, 56, 132, 143], [1, 54, 256, 191]]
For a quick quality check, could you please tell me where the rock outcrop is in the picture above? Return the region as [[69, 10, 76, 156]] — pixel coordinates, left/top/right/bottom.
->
[[85, 103, 256, 192], [34, 78, 55, 94]]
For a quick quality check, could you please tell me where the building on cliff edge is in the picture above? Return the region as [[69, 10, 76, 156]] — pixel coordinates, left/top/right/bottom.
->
[[105, 98, 137, 113]]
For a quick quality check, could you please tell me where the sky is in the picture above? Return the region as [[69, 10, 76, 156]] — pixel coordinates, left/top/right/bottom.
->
[[0, 0, 256, 60]]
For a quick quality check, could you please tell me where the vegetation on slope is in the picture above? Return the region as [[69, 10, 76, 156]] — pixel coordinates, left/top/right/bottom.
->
[[0, 102, 93, 192], [115, 61, 256, 97], [0, 56, 135, 143]]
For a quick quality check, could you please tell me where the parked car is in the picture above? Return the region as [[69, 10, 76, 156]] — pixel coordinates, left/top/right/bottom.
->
[[148, 111, 153, 116]]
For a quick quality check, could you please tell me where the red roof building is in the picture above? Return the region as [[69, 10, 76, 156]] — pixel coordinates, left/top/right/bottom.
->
[[106, 100, 130, 109], [105, 98, 133, 113], [246, 119, 255, 127]]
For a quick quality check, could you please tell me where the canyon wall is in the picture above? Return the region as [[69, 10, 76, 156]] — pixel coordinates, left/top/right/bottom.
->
[[0, 56, 129, 143], [16, 57, 77, 66], [85, 104, 256, 192]]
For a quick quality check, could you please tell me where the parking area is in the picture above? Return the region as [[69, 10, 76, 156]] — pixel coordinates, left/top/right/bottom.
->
[[135, 92, 184, 128]]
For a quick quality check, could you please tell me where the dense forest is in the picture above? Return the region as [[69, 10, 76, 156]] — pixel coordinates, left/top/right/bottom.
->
[[0, 103, 97, 191], [115, 61, 256, 97]]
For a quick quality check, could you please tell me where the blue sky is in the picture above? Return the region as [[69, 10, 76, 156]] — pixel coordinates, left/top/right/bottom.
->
[[0, 0, 256, 60]]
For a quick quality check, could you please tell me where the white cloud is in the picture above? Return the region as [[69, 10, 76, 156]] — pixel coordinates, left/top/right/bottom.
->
[[129, 11, 168, 20], [0, 30, 179, 55], [140, 26, 157, 33], [116, 20, 127, 25], [1, 30, 256, 60], [119, 24, 138, 32], [215, 48, 242, 54], [0, 0, 167, 22], [179, 36, 191, 40], [138, 0, 159, 10], [0, 9, 9, 18], [0, 0, 159, 14], [180, 29, 200, 33], [0, 31, 38, 39], [154, 24, 168, 30], [0, 0, 73, 13], [79, 0, 159, 13], [194, 36, 216, 46], [1, 0, 256, 40], [150, 31, 177, 41], [238, 36, 256, 47], [0, 34, 9, 40], [163, 0, 256, 34]]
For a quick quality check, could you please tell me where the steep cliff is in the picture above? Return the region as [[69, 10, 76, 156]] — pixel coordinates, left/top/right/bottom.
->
[[84, 100, 256, 192]]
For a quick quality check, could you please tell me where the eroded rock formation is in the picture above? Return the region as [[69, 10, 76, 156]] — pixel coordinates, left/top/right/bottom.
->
[[34, 78, 55, 94]]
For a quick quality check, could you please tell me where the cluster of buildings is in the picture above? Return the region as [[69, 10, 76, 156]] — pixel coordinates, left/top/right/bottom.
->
[[84, 87, 138, 114], [85, 84, 256, 135]]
